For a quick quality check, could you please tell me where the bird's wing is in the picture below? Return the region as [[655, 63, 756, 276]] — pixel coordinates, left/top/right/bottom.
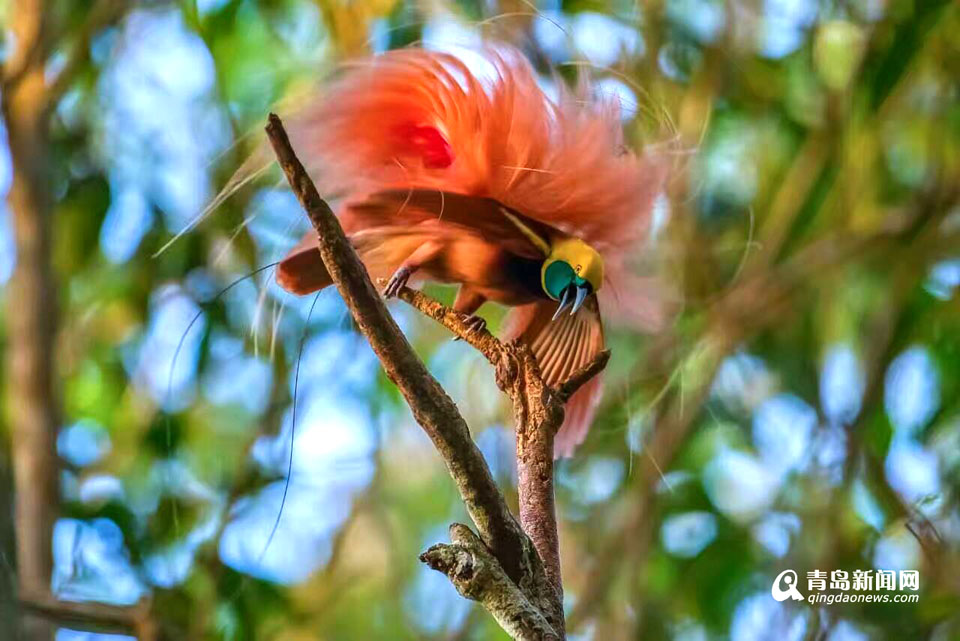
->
[[276, 224, 443, 295], [276, 190, 552, 295], [502, 296, 605, 457], [349, 189, 553, 260]]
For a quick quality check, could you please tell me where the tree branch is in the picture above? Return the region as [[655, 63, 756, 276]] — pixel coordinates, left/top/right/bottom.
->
[[395, 284, 576, 630], [390, 285, 503, 364], [557, 351, 611, 403], [19, 593, 155, 639], [393, 284, 610, 602], [420, 524, 561, 641]]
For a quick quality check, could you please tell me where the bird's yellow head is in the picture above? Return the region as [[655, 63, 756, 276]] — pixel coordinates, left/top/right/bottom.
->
[[497, 207, 604, 317], [541, 237, 604, 317]]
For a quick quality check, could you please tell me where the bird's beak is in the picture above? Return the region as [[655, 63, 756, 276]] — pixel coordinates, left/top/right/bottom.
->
[[553, 285, 574, 320], [552, 283, 591, 320], [570, 283, 589, 315]]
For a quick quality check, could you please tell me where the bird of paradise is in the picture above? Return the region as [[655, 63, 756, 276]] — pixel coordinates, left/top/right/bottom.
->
[[276, 46, 664, 456]]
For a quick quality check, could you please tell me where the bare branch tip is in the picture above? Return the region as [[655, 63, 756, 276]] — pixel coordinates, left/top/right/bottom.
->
[[557, 349, 611, 402], [449, 521, 480, 545]]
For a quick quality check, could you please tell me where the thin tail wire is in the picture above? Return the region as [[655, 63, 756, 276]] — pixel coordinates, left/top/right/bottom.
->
[[164, 262, 280, 539], [257, 290, 322, 565]]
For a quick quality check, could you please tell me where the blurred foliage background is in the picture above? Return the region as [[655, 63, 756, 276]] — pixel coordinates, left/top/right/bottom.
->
[[0, 0, 958, 640]]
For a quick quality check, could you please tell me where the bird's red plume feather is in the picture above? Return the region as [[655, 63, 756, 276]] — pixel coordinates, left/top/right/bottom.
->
[[279, 45, 670, 456], [287, 46, 664, 264]]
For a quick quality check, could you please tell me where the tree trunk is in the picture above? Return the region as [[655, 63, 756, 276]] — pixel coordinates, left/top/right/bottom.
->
[[2, 0, 60, 613]]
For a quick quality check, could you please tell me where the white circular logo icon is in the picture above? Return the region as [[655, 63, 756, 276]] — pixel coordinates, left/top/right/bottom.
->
[[771, 569, 805, 602]]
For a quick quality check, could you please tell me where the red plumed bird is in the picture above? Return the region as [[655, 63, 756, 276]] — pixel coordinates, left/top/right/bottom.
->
[[276, 47, 664, 456]]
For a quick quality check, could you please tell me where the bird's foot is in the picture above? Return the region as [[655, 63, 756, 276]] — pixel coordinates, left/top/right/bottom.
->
[[383, 266, 412, 298], [453, 314, 487, 341]]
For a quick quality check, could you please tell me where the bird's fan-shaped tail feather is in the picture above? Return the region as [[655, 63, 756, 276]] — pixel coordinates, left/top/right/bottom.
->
[[286, 46, 662, 260], [502, 298, 605, 457]]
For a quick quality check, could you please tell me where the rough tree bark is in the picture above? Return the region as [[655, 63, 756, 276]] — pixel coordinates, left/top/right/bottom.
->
[[265, 113, 609, 640]]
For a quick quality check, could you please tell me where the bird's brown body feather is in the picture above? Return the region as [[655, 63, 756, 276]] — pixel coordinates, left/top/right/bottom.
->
[[278, 191, 546, 304]]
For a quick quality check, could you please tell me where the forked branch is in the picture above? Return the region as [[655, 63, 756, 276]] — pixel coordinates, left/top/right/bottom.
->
[[393, 285, 609, 602], [420, 524, 561, 641]]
